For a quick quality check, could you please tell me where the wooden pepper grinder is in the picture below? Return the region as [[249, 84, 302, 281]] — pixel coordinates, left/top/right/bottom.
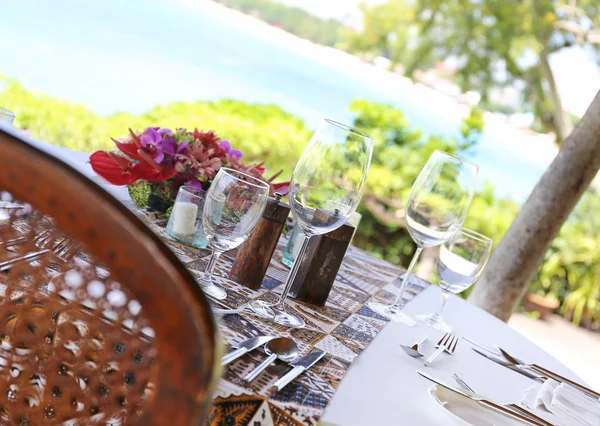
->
[[229, 193, 290, 290], [288, 209, 356, 306]]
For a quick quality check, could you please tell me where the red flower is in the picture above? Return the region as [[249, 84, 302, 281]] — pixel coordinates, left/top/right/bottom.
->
[[270, 181, 290, 196], [90, 151, 139, 185], [133, 161, 177, 182], [113, 139, 143, 160]]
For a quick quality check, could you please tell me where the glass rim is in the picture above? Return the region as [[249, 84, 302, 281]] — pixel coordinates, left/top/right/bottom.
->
[[218, 167, 271, 191], [179, 185, 207, 197], [323, 118, 374, 142], [432, 149, 478, 170], [456, 227, 492, 244], [0, 106, 15, 118]]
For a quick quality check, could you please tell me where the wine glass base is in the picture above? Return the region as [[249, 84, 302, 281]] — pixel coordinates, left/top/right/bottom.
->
[[367, 300, 417, 326], [248, 300, 305, 328], [416, 312, 452, 332], [197, 278, 227, 300]]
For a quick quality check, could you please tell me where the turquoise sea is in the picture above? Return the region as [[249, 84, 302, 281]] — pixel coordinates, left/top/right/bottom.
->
[[0, 0, 554, 202]]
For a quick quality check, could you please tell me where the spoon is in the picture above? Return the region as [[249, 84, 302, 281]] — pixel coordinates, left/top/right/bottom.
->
[[400, 334, 428, 358], [244, 337, 298, 382]]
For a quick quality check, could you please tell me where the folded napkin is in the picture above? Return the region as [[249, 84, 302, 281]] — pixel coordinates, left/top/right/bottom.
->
[[521, 379, 600, 426]]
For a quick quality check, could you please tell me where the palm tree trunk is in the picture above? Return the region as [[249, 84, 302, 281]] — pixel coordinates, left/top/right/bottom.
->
[[468, 91, 600, 321]]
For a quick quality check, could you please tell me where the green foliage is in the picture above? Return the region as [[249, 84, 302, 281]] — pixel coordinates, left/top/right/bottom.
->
[[345, 0, 600, 140], [213, 0, 346, 47], [338, 0, 434, 73], [531, 192, 600, 327], [349, 99, 518, 271], [5, 75, 599, 327], [0, 76, 310, 182]]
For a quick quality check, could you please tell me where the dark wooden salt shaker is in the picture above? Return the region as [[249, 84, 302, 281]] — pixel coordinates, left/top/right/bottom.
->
[[229, 193, 290, 290], [288, 209, 355, 306]]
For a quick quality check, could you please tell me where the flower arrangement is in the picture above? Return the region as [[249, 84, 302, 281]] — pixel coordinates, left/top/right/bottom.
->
[[90, 127, 288, 211]]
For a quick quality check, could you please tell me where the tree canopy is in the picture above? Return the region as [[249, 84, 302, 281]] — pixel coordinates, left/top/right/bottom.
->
[[343, 0, 600, 142]]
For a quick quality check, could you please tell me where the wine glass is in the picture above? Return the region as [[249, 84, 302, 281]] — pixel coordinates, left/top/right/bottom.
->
[[367, 150, 478, 325], [198, 167, 270, 300], [249, 119, 374, 328], [416, 228, 492, 332]]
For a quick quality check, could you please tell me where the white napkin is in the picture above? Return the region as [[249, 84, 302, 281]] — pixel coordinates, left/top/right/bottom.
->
[[521, 379, 600, 426]]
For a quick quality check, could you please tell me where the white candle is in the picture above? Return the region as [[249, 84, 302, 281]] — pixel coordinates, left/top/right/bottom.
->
[[172, 201, 198, 236]]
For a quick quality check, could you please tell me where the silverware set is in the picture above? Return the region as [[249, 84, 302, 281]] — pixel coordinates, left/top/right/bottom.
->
[[0, 228, 79, 271], [221, 335, 326, 392], [452, 373, 552, 426], [417, 370, 552, 426], [466, 338, 600, 399]]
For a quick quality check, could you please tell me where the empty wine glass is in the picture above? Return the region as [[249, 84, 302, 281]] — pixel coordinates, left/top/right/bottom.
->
[[416, 228, 492, 332], [367, 150, 478, 325], [249, 119, 374, 328], [198, 168, 270, 300]]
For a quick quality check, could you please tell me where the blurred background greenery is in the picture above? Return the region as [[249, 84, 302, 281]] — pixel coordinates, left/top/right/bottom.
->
[[3, 74, 598, 328]]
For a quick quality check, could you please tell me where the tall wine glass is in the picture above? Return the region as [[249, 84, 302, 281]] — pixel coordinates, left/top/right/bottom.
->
[[249, 119, 374, 328], [367, 150, 478, 325], [416, 228, 492, 332], [199, 168, 270, 300]]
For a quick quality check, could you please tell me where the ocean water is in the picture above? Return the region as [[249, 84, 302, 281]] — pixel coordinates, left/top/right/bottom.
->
[[0, 0, 553, 202]]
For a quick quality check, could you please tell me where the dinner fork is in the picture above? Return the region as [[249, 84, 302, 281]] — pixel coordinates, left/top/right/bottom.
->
[[0, 236, 79, 271], [453, 373, 552, 426], [424, 332, 458, 366]]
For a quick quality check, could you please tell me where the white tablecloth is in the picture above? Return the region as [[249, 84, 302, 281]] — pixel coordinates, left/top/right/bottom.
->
[[28, 139, 585, 426]]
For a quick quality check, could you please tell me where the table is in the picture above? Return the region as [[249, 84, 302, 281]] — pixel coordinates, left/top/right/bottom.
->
[[40, 141, 585, 426]]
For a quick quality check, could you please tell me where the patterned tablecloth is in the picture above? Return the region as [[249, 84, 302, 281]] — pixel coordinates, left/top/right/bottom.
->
[[140, 211, 430, 426]]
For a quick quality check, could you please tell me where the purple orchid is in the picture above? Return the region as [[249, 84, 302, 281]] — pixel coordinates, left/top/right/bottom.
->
[[220, 140, 243, 160], [140, 127, 166, 164]]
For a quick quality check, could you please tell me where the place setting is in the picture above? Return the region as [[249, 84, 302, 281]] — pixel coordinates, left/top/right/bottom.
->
[[369, 150, 600, 426], [14, 104, 594, 426]]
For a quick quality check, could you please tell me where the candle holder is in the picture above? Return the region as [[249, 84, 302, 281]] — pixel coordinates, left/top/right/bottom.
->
[[165, 185, 208, 249]]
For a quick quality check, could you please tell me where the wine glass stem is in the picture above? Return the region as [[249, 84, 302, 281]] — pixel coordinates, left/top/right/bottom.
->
[[204, 250, 222, 282], [392, 246, 423, 307], [436, 289, 450, 315], [276, 232, 311, 307]]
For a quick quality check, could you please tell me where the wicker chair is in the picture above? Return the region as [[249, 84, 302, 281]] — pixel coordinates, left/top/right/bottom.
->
[[0, 126, 219, 425]]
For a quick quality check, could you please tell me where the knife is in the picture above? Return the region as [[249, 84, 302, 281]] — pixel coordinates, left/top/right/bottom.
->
[[221, 336, 275, 366], [417, 370, 549, 426], [271, 349, 326, 393], [497, 346, 600, 400], [472, 347, 544, 381]]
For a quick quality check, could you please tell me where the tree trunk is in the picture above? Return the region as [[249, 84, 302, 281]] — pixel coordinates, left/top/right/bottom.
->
[[539, 48, 574, 143], [468, 91, 600, 322]]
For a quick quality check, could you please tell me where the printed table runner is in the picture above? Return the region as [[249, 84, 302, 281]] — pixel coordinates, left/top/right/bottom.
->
[[139, 211, 430, 425]]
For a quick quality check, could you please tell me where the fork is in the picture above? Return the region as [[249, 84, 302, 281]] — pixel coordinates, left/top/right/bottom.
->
[[0, 236, 79, 271], [453, 373, 553, 426], [424, 333, 457, 367]]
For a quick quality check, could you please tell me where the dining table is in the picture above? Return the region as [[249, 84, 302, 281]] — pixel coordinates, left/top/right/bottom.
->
[[32, 139, 589, 426]]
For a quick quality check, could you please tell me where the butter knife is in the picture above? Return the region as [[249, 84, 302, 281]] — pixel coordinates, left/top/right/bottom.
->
[[271, 349, 326, 393], [221, 336, 275, 366], [471, 347, 544, 381], [417, 370, 549, 426], [497, 347, 600, 399]]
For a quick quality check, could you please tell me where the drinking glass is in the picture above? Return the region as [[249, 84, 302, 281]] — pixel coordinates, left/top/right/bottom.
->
[[249, 119, 374, 328], [0, 107, 15, 125], [416, 228, 492, 332], [198, 168, 270, 300], [166, 185, 208, 248], [367, 150, 478, 325]]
